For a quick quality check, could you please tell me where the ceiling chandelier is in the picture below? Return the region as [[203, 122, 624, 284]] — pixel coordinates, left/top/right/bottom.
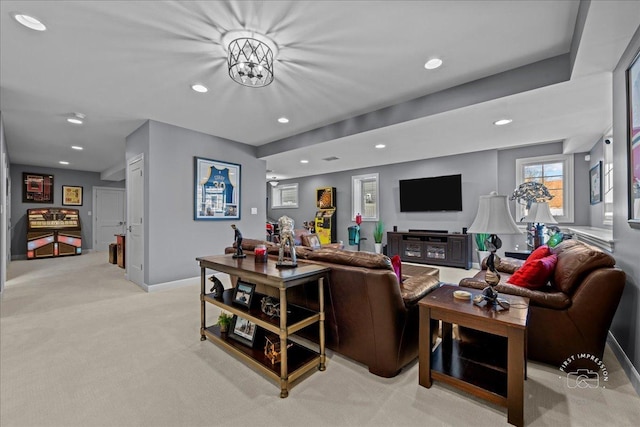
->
[[223, 30, 278, 88]]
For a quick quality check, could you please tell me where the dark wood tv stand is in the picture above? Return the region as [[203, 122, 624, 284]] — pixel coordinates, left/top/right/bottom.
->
[[387, 231, 472, 269]]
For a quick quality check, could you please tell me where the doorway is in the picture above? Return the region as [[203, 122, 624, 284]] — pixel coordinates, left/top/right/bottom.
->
[[93, 187, 125, 252], [126, 154, 144, 287]]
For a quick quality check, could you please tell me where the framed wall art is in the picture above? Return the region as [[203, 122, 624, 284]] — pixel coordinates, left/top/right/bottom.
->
[[589, 161, 602, 205], [229, 315, 258, 347], [627, 50, 640, 228], [22, 172, 54, 203], [62, 185, 83, 206], [194, 157, 241, 220]]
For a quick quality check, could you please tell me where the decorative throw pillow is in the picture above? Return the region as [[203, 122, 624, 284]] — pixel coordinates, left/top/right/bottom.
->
[[507, 253, 558, 289], [301, 233, 321, 249], [528, 245, 551, 261], [391, 255, 402, 283]]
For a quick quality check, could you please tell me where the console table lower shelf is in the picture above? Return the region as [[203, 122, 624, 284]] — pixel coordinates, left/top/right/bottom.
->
[[202, 325, 320, 387]]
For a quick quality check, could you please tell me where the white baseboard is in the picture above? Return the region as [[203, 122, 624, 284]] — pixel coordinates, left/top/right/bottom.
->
[[142, 272, 227, 293], [607, 331, 640, 396]]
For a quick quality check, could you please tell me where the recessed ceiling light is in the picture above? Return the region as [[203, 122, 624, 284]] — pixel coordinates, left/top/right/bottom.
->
[[71, 146, 83, 150], [13, 14, 46, 31], [300, 160, 309, 164], [375, 144, 386, 149], [191, 83, 208, 93], [59, 161, 69, 165], [278, 117, 289, 124], [67, 113, 85, 125], [493, 118, 513, 126], [424, 58, 443, 70]]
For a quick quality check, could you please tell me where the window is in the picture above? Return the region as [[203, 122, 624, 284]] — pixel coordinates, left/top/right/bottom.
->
[[271, 183, 298, 209], [352, 173, 379, 221], [516, 154, 574, 223], [603, 137, 613, 225]]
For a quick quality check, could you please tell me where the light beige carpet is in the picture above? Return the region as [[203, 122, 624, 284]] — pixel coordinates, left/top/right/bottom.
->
[[1, 252, 639, 426]]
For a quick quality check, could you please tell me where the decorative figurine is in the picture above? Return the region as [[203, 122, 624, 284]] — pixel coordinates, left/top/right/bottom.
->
[[231, 224, 246, 259], [276, 215, 297, 268], [260, 296, 281, 318], [209, 275, 225, 299], [264, 336, 293, 365]]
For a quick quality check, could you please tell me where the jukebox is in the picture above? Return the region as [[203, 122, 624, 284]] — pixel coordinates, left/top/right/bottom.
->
[[27, 208, 82, 259], [314, 187, 337, 245]]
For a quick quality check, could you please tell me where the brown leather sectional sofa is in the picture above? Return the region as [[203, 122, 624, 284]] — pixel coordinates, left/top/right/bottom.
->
[[459, 239, 626, 369], [225, 239, 440, 377]]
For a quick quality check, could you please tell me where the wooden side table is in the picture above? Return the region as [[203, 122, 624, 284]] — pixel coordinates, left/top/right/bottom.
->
[[418, 285, 529, 427]]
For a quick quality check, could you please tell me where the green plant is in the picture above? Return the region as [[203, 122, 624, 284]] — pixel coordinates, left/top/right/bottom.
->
[[216, 312, 233, 329], [474, 233, 490, 251], [373, 220, 385, 243]]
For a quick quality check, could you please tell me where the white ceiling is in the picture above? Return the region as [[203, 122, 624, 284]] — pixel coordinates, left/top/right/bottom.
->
[[1, 1, 639, 180]]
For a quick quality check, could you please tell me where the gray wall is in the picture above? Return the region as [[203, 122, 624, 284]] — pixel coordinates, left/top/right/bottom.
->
[[611, 24, 640, 374], [126, 120, 266, 286], [269, 150, 497, 253], [9, 164, 125, 258], [268, 142, 591, 255], [588, 136, 610, 228]]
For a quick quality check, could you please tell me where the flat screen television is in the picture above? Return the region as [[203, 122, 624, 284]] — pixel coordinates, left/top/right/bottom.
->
[[399, 174, 463, 212]]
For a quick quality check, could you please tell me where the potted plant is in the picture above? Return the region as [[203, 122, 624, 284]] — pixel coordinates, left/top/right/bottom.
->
[[474, 233, 491, 266], [373, 220, 385, 254], [216, 312, 233, 334]]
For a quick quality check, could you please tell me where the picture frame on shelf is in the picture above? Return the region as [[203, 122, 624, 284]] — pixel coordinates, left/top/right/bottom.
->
[[62, 185, 83, 206], [22, 172, 54, 203], [229, 315, 258, 347], [232, 280, 255, 309], [193, 156, 241, 220], [627, 50, 640, 228], [589, 161, 602, 205]]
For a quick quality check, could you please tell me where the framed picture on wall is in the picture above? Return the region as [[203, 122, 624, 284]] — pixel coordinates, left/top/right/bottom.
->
[[62, 185, 83, 206], [590, 162, 602, 205], [22, 172, 54, 203], [193, 157, 241, 220], [627, 50, 640, 228]]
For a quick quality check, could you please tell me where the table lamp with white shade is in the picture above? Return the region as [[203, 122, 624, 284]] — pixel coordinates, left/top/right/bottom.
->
[[467, 191, 522, 310], [523, 202, 557, 248]]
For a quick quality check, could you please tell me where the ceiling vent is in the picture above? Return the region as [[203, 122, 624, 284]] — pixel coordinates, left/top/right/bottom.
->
[[322, 156, 340, 161]]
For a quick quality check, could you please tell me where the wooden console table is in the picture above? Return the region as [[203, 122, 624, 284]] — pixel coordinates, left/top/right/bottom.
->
[[418, 285, 529, 426], [197, 254, 330, 398], [387, 231, 472, 269]]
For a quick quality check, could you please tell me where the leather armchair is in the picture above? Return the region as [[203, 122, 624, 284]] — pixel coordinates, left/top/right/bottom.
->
[[459, 239, 625, 369]]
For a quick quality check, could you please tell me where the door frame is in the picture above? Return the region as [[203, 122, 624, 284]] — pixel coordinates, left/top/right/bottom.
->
[[92, 186, 126, 252], [126, 153, 144, 286]]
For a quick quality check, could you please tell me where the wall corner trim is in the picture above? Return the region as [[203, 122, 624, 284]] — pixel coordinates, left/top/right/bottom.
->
[[607, 331, 640, 397]]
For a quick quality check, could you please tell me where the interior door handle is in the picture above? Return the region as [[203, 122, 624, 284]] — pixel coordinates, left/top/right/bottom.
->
[[118, 221, 124, 225], [128, 226, 132, 232]]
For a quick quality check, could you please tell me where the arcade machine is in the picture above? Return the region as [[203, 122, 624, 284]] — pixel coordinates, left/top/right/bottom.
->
[[27, 208, 82, 259], [314, 187, 337, 245]]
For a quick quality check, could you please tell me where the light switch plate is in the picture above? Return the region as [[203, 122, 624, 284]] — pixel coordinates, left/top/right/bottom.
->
[[251, 207, 257, 215]]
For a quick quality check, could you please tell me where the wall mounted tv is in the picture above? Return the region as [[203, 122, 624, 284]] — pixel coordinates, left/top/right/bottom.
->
[[399, 174, 463, 212]]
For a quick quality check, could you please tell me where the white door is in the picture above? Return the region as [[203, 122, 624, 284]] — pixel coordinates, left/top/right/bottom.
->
[[93, 187, 125, 252], [127, 155, 144, 286]]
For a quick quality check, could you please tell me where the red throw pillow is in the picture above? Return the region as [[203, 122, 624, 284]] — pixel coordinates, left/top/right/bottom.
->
[[528, 245, 551, 261], [507, 254, 558, 289], [391, 255, 402, 283]]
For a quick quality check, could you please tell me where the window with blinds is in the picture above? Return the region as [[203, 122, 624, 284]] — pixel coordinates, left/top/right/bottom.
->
[[271, 183, 299, 209]]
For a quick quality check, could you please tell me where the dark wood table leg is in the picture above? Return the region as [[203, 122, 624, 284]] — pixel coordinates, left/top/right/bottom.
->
[[419, 305, 432, 388], [200, 266, 206, 341], [507, 327, 525, 427]]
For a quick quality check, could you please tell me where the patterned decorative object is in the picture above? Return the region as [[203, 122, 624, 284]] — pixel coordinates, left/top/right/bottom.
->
[[318, 189, 333, 208], [510, 182, 553, 209]]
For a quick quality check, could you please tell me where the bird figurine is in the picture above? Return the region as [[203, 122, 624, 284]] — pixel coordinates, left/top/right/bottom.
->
[[208, 275, 225, 299]]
